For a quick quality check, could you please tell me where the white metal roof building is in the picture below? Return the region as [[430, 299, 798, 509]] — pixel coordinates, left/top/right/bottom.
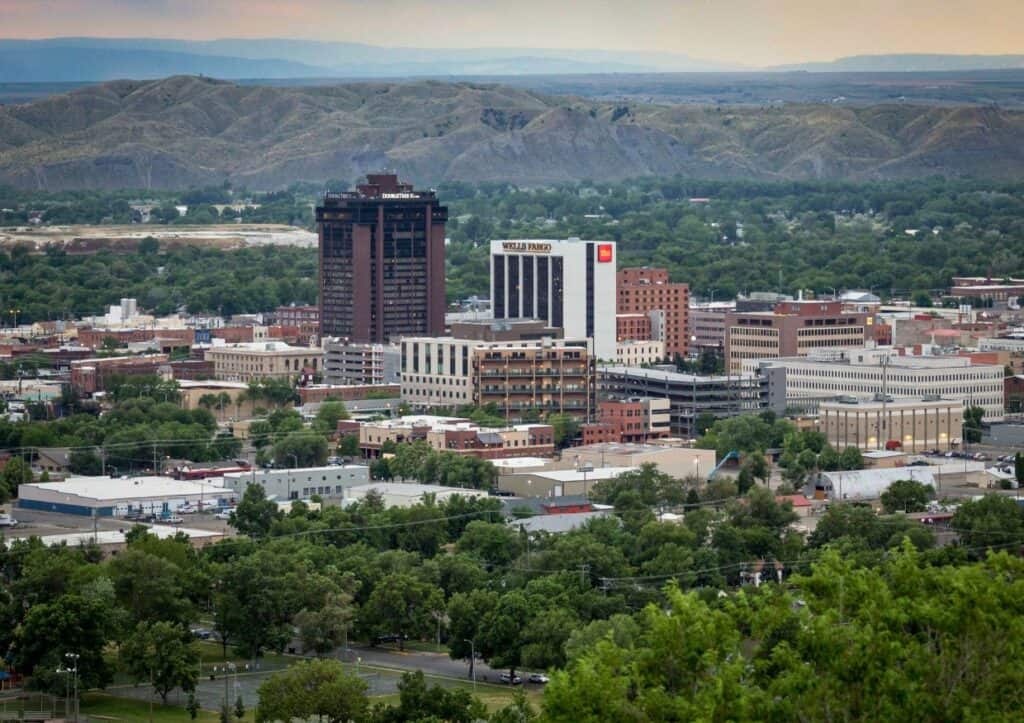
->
[[816, 467, 937, 502], [342, 482, 487, 509], [17, 476, 229, 517]]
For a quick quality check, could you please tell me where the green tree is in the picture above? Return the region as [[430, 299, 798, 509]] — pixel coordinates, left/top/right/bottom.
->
[[337, 433, 360, 458], [375, 671, 487, 723], [234, 694, 245, 721], [272, 430, 329, 468], [361, 573, 444, 651], [230, 483, 282, 537], [13, 593, 116, 693], [1, 456, 32, 501], [479, 590, 534, 679], [447, 588, 500, 681], [963, 405, 984, 444], [295, 591, 355, 655], [120, 621, 200, 703], [255, 659, 369, 723], [186, 691, 199, 720], [108, 548, 192, 626], [838, 445, 865, 470], [313, 400, 349, 434], [952, 494, 1024, 552], [880, 479, 933, 514], [68, 448, 103, 476], [548, 413, 580, 448], [456, 521, 522, 567]]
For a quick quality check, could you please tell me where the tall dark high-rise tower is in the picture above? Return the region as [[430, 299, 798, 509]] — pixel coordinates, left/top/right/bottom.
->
[[317, 174, 447, 343]]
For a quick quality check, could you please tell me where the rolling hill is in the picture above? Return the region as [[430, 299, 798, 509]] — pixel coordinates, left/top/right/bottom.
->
[[2, 75, 1024, 190]]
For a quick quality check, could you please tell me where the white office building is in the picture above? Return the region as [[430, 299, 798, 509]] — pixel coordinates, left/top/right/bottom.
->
[[490, 239, 617, 360], [749, 348, 1005, 420], [222, 465, 370, 501]]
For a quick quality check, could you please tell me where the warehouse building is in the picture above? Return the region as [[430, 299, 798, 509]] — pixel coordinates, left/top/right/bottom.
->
[[17, 476, 230, 517]]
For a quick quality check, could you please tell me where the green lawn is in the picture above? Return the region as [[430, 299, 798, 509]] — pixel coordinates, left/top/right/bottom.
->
[[195, 640, 290, 667], [81, 692, 254, 722]]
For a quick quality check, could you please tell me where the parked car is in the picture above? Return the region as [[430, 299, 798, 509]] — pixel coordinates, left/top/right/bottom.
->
[[527, 673, 549, 684], [157, 515, 183, 525], [178, 504, 199, 514], [191, 628, 212, 640], [0, 513, 18, 528], [499, 673, 523, 685], [215, 509, 235, 521], [375, 633, 408, 645]]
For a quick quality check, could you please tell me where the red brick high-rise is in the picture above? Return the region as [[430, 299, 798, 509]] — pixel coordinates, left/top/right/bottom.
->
[[617, 268, 690, 357], [317, 174, 447, 343]]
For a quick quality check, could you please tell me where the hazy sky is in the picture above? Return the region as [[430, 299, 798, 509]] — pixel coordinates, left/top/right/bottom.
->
[[3, 0, 1022, 66]]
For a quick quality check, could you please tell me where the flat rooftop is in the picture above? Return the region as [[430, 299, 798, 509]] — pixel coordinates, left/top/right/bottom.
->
[[347, 483, 486, 497], [491, 457, 551, 470], [525, 466, 637, 483], [10, 525, 223, 548], [599, 365, 759, 383], [21, 476, 226, 502]]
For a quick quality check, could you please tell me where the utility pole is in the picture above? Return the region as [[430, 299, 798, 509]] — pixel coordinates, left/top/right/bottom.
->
[[579, 563, 590, 587], [464, 639, 477, 693]]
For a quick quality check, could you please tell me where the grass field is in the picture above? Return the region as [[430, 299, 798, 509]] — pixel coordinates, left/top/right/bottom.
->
[[81, 692, 254, 721]]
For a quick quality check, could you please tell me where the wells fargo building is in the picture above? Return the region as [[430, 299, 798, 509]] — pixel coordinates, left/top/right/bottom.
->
[[317, 174, 447, 343]]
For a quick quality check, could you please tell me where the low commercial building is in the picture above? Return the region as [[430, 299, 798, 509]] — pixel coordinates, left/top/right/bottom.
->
[[222, 465, 369, 501], [298, 383, 401, 405], [10, 526, 226, 557], [324, 340, 401, 386], [343, 482, 487, 508], [598, 365, 779, 437], [819, 396, 963, 453], [567, 442, 717, 480], [580, 398, 671, 445], [615, 340, 666, 366], [70, 353, 170, 395], [343, 416, 555, 459], [749, 348, 1005, 421], [510, 510, 614, 534], [205, 341, 323, 382], [17, 476, 230, 517], [177, 380, 253, 419], [498, 466, 636, 498]]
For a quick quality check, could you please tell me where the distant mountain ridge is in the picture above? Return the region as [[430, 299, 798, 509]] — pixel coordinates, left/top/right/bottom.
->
[[774, 53, 1024, 72], [0, 38, 734, 81], [2, 39, 1023, 81], [2, 76, 1024, 190]]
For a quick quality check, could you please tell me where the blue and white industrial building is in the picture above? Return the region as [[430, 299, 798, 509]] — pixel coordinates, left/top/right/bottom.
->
[[17, 476, 230, 517]]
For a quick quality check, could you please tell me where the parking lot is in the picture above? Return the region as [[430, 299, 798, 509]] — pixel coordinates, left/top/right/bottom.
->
[[1, 506, 234, 540]]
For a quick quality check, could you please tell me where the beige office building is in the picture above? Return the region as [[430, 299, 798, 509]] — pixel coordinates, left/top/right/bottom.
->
[[820, 397, 964, 452], [615, 339, 666, 366], [205, 341, 323, 382], [726, 300, 868, 373]]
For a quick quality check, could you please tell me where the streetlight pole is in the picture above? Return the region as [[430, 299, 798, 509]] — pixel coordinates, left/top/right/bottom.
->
[[464, 639, 477, 693], [288, 453, 299, 501], [65, 652, 79, 723]]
